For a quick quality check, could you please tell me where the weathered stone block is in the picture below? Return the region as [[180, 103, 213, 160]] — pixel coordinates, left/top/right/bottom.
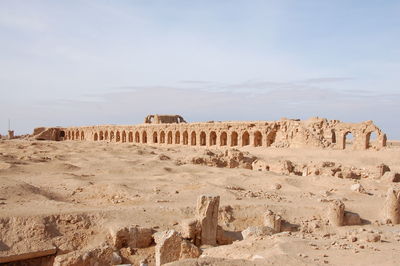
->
[[154, 230, 183, 266], [196, 195, 220, 246], [328, 200, 345, 226]]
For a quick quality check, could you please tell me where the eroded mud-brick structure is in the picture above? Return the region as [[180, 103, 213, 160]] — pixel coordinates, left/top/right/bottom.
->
[[31, 115, 387, 150]]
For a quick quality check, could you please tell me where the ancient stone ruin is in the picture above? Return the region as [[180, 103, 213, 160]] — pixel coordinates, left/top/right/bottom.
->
[[31, 115, 386, 150]]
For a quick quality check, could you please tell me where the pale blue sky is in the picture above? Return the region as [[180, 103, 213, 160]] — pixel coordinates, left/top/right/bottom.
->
[[0, 0, 399, 138]]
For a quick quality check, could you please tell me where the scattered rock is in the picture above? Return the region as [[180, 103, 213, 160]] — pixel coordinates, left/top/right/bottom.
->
[[366, 233, 381, 243], [241, 226, 275, 239], [179, 240, 201, 259], [343, 212, 362, 226], [350, 183, 366, 194]]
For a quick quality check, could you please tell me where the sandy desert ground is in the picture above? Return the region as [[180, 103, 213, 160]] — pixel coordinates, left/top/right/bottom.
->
[[0, 139, 400, 265]]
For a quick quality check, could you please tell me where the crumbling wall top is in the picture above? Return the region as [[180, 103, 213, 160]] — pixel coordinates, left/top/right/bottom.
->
[[144, 114, 187, 124]]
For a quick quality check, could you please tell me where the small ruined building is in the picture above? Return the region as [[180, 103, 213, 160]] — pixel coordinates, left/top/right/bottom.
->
[[31, 115, 387, 150]]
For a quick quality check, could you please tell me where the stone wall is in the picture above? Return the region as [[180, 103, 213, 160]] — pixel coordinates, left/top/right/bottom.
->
[[31, 117, 387, 150]]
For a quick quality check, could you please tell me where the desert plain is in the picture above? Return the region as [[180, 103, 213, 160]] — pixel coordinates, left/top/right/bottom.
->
[[0, 138, 400, 265]]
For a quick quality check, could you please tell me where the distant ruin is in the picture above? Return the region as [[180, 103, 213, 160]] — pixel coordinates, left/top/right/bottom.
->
[[31, 115, 387, 150]]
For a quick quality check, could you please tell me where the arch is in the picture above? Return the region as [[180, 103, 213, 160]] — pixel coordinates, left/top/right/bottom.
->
[[71, 131, 75, 140], [331, 129, 336, 144], [220, 132, 227, 146], [68, 131, 71, 140], [209, 131, 217, 146], [200, 131, 206, 146], [75, 131, 80, 140], [175, 131, 180, 144], [183, 131, 189, 145], [366, 131, 378, 149], [242, 131, 250, 146], [81, 131, 85, 140], [59, 130, 65, 140], [142, 131, 147, 143], [167, 131, 173, 144], [94, 132, 98, 141], [267, 131, 277, 147], [116, 131, 121, 142], [191, 131, 197, 145], [254, 131, 262, 147], [122, 131, 127, 143], [110, 131, 115, 142], [128, 132, 133, 142], [153, 132, 158, 143], [99, 131, 104, 141], [104, 131, 109, 141], [135, 132, 140, 143], [231, 131, 238, 146], [160, 131, 166, 143], [343, 131, 354, 149]]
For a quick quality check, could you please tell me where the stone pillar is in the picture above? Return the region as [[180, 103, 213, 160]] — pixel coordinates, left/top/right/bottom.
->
[[383, 187, 400, 224], [8, 130, 14, 140], [196, 195, 220, 246], [328, 200, 345, 226], [263, 210, 281, 232]]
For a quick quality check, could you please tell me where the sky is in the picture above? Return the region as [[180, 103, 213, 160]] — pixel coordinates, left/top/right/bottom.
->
[[0, 0, 399, 138]]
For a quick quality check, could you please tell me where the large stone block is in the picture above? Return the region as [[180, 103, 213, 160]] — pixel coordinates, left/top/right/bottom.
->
[[383, 187, 400, 224], [196, 195, 220, 246], [154, 230, 183, 266], [328, 200, 345, 226]]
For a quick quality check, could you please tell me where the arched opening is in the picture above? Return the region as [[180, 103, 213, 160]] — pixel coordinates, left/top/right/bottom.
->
[[254, 131, 262, 147], [191, 132, 196, 145], [160, 131, 166, 143], [142, 131, 147, 143], [242, 131, 250, 146], [231, 132, 238, 146], [200, 131, 206, 146], [183, 131, 188, 145], [110, 131, 115, 142], [153, 132, 158, 143], [366, 131, 378, 149], [267, 131, 276, 147], [135, 132, 140, 143], [175, 131, 180, 144], [343, 131, 354, 149], [76, 131, 80, 140], [68, 131, 71, 140], [81, 131, 84, 140], [71, 131, 75, 140], [99, 131, 104, 141], [331, 129, 336, 144], [220, 132, 227, 146], [167, 131, 173, 144], [128, 132, 133, 142], [209, 131, 217, 146], [116, 131, 121, 142], [122, 131, 127, 143], [94, 132, 98, 141], [59, 131, 65, 141], [104, 131, 109, 141]]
